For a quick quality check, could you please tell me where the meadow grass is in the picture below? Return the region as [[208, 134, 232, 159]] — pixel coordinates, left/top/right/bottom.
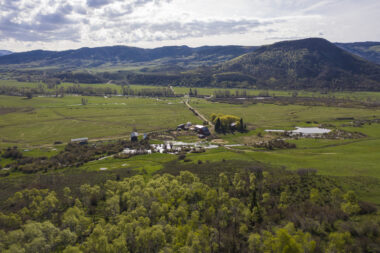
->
[[21, 145, 65, 157], [191, 99, 380, 129], [250, 136, 380, 204], [77, 153, 177, 176], [0, 95, 201, 148], [0, 80, 168, 93]]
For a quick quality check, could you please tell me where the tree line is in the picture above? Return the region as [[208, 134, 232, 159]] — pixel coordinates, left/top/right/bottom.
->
[[122, 86, 175, 97], [0, 84, 179, 98]]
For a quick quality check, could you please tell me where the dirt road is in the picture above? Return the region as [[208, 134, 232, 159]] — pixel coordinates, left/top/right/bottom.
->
[[184, 99, 214, 127]]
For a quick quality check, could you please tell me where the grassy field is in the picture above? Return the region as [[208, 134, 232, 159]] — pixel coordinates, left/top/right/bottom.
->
[[191, 98, 380, 128], [0, 80, 165, 93], [0, 95, 201, 148], [78, 153, 177, 175]]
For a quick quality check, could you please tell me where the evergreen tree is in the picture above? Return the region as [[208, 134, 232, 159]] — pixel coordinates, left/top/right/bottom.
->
[[239, 118, 245, 132], [215, 118, 221, 132]]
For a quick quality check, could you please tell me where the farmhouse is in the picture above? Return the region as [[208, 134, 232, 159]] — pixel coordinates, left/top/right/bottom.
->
[[70, 137, 88, 144], [131, 132, 139, 142]]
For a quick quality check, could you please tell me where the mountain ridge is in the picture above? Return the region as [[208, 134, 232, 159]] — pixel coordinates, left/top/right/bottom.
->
[[211, 38, 380, 90], [0, 45, 258, 69], [335, 42, 380, 64], [1, 40, 380, 69], [1, 38, 379, 91], [0, 50, 12, 57]]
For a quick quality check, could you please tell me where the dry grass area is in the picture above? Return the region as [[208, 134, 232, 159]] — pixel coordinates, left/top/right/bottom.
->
[[210, 139, 228, 144], [0, 107, 34, 115]]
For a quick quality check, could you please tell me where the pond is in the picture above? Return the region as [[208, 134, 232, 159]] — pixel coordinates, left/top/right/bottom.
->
[[265, 127, 331, 136], [292, 127, 331, 135]]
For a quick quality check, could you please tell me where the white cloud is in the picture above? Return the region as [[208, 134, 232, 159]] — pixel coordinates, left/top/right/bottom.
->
[[0, 0, 378, 52]]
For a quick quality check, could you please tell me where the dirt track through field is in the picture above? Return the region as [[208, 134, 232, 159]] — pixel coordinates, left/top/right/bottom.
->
[[184, 99, 214, 127]]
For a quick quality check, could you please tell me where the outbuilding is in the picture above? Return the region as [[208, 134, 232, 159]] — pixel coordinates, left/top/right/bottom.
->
[[131, 132, 139, 142], [71, 137, 88, 145], [194, 125, 210, 136]]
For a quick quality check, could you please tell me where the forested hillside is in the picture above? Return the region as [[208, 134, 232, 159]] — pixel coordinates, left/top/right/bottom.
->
[[0, 169, 378, 252]]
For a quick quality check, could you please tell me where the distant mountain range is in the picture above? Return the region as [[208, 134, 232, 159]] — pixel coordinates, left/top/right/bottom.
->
[[0, 38, 379, 91], [0, 46, 257, 70], [335, 42, 380, 65], [0, 50, 12, 57], [1, 41, 380, 69]]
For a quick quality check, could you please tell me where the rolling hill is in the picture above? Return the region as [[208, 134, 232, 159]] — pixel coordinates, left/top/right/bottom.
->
[[213, 38, 380, 90]]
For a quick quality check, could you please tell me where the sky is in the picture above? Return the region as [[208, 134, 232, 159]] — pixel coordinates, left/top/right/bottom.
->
[[0, 0, 379, 52]]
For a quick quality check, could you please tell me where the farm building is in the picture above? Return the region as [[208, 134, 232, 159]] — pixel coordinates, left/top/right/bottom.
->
[[194, 125, 210, 136], [131, 132, 139, 142], [177, 122, 192, 131], [71, 137, 88, 144]]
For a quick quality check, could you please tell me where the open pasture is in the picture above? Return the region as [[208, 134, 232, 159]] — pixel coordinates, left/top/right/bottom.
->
[[0, 80, 164, 93], [192, 99, 380, 128], [78, 153, 177, 175], [0, 95, 200, 148]]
